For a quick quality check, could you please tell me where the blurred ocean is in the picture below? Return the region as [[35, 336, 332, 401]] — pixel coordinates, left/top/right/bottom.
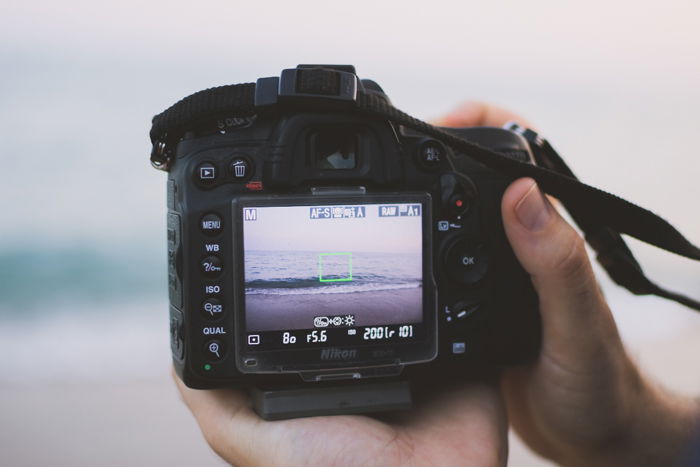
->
[[0, 3, 699, 466], [0, 0, 698, 388], [0, 243, 168, 383]]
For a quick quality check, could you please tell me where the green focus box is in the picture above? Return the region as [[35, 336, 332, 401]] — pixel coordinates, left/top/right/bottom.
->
[[318, 253, 353, 282]]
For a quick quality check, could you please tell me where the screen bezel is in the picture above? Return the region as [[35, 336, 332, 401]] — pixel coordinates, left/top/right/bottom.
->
[[231, 192, 437, 374]]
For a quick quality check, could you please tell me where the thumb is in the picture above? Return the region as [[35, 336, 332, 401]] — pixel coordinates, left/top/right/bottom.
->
[[501, 178, 621, 361]]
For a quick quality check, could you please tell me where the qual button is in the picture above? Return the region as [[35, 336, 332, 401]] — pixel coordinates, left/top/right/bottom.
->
[[204, 339, 227, 361]]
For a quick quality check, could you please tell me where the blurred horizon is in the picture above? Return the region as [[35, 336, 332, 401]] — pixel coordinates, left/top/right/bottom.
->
[[1, 2, 699, 465], [3, 1, 700, 244], [1, 0, 699, 370]]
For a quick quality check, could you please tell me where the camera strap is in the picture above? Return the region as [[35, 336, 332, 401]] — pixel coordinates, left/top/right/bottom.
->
[[149, 67, 700, 312]]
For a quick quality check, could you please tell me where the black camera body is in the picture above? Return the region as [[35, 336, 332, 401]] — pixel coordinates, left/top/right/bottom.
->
[[165, 67, 540, 395]]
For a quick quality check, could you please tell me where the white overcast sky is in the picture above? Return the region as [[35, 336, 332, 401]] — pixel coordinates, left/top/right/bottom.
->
[[2, 0, 699, 245], [1, 0, 698, 318], [0, 0, 698, 404]]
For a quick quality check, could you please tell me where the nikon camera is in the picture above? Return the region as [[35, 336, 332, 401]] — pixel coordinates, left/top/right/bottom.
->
[[158, 65, 541, 414]]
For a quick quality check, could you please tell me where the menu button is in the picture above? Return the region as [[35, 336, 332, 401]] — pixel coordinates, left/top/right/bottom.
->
[[201, 213, 223, 236]]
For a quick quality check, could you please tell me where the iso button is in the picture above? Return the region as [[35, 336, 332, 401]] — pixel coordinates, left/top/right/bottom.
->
[[201, 256, 223, 278], [444, 239, 489, 285]]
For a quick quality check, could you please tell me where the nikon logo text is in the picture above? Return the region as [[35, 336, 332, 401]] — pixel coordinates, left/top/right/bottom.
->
[[320, 348, 358, 360]]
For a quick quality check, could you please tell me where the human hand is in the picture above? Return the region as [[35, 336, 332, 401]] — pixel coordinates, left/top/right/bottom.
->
[[174, 374, 508, 466], [438, 102, 700, 466]]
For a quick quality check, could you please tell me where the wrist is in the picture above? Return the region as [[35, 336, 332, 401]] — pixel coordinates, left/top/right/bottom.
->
[[589, 372, 700, 467]]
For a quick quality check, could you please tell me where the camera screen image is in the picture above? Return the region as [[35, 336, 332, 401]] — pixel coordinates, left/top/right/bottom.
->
[[242, 202, 423, 332]]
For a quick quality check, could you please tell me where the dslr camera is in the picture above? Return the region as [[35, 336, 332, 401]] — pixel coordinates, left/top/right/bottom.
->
[[158, 65, 541, 418]]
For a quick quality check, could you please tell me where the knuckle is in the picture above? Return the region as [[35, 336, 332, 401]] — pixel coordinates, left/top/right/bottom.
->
[[549, 232, 589, 281]]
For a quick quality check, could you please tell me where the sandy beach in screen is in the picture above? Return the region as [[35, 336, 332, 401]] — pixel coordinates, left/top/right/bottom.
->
[[246, 287, 422, 331]]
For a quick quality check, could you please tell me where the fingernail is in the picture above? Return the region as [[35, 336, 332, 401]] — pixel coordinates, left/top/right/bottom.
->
[[515, 181, 551, 231]]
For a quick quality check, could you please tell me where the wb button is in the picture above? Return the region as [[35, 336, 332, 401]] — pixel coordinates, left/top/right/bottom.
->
[[444, 239, 489, 285]]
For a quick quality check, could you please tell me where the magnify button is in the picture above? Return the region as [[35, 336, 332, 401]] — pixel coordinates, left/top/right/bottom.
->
[[204, 339, 226, 361]]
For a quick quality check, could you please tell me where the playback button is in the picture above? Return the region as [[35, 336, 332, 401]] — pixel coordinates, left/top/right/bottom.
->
[[196, 162, 218, 185]]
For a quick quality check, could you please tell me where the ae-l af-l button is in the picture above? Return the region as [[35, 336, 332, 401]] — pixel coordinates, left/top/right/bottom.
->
[[444, 238, 489, 285]]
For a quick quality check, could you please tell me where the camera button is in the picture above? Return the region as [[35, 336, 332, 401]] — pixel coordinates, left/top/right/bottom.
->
[[201, 298, 224, 320], [170, 317, 184, 359], [451, 341, 467, 354], [196, 162, 218, 184], [445, 239, 489, 285], [230, 156, 254, 181], [452, 300, 481, 320], [204, 339, 226, 361], [416, 139, 446, 170], [448, 194, 470, 218], [201, 256, 223, 278], [201, 213, 223, 235]]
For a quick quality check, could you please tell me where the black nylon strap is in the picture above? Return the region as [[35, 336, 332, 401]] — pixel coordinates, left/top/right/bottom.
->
[[523, 130, 700, 310], [352, 92, 700, 262], [149, 83, 256, 144], [149, 69, 700, 311]]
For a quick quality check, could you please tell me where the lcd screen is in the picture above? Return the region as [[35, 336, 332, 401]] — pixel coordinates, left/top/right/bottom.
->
[[241, 202, 423, 333]]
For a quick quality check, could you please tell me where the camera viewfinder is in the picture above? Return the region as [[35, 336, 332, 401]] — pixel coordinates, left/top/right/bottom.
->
[[311, 127, 357, 170]]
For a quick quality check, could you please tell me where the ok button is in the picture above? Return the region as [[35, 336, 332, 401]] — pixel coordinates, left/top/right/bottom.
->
[[445, 239, 489, 285]]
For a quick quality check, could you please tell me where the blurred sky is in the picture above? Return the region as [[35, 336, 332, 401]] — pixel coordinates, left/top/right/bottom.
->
[[1, 2, 699, 465], [0, 0, 698, 364], [2, 0, 700, 244]]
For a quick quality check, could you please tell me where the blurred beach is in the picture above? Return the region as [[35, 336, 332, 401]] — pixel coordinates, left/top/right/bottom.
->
[[2, 1, 700, 465]]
